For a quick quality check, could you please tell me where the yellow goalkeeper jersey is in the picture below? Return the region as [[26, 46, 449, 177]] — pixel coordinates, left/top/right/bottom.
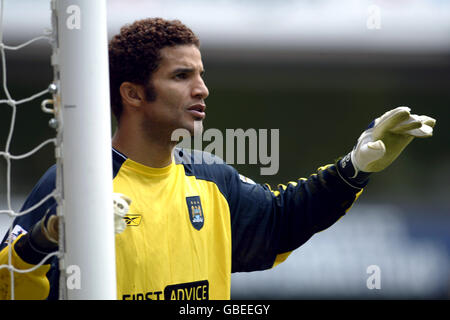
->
[[112, 148, 232, 300], [0, 147, 365, 300]]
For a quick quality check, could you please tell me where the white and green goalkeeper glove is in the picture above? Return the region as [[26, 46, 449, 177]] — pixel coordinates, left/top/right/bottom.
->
[[27, 193, 131, 255], [112, 193, 132, 234], [338, 106, 436, 187]]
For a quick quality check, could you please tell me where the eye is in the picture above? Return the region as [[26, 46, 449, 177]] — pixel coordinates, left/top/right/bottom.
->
[[174, 73, 188, 80]]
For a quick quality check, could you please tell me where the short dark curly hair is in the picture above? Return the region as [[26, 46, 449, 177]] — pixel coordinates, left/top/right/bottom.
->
[[108, 18, 200, 121]]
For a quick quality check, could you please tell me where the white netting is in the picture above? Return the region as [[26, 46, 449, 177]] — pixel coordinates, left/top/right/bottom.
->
[[0, 0, 61, 300]]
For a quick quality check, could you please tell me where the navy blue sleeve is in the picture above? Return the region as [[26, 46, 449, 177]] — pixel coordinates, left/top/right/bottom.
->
[[1, 165, 57, 247], [225, 162, 366, 273], [173, 148, 368, 273], [0, 165, 60, 300]]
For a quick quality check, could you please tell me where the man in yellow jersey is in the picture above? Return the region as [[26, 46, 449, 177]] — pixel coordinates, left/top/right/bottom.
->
[[0, 18, 436, 300]]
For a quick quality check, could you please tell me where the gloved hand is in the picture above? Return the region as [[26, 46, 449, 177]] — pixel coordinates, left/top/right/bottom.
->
[[338, 106, 436, 186], [112, 193, 132, 234], [352, 106, 435, 174], [29, 193, 132, 253]]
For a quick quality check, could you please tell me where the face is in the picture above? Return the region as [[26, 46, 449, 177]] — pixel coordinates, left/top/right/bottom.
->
[[139, 44, 209, 140]]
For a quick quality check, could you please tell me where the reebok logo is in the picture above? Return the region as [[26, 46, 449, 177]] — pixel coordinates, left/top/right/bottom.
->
[[123, 214, 142, 226]]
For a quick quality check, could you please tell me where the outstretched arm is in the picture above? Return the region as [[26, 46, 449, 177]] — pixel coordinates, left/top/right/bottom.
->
[[229, 106, 435, 272]]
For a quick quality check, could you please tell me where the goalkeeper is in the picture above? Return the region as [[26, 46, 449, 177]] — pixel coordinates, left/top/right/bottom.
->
[[0, 18, 436, 300]]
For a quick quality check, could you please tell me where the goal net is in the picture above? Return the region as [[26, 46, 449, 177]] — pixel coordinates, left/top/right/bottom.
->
[[0, 0, 116, 300]]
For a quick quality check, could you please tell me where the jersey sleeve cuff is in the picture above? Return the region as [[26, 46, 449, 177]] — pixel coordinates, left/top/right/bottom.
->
[[14, 231, 57, 265], [335, 153, 371, 189]]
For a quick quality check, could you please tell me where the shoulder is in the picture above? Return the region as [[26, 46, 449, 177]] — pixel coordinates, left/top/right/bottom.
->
[[174, 147, 234, 176], [174, 147, 239, 195], [174, 147, 225, 165], [26, 165, 57, 202]]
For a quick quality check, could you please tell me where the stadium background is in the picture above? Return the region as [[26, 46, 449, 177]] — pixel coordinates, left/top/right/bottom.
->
[[0, 0, 448, 299]]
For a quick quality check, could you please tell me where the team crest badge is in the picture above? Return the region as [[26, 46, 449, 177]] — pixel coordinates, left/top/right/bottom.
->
[[186, 196, 204, 230]]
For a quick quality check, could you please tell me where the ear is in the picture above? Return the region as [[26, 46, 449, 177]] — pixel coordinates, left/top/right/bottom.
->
[[119, 82, 146, 108]]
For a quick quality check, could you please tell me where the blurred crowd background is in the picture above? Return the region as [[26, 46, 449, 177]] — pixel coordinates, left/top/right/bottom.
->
[[0, 0, 449, 299]]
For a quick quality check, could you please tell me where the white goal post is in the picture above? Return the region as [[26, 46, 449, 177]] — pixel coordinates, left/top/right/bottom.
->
[[52, 0, 116, 299]]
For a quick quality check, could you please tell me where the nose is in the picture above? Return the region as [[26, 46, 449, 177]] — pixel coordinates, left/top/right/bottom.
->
[[192, 77, 209, 100]]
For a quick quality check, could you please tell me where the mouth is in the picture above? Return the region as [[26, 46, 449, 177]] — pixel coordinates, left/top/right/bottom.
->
[[187, 104, 206, 120]]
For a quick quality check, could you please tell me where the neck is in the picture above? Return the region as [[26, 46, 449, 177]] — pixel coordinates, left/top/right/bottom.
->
[[112, 124, 176, 168]]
